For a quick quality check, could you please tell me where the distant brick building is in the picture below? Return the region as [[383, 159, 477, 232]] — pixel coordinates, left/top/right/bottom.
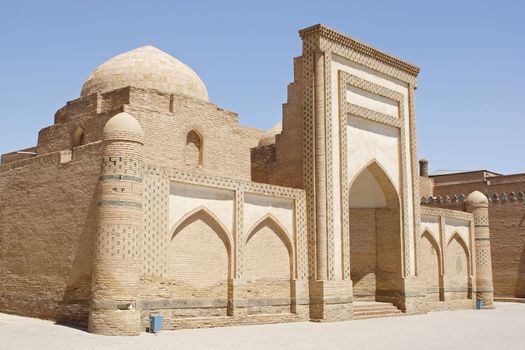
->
[[0, 25, 495, 336], [420, 164, 525, 300]]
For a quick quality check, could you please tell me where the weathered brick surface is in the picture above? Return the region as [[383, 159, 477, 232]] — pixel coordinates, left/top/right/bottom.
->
[[251, 57, 304, 189], [349, 209, 376, 300], [489, 201, 525, 298], [0, 143, 101, 326]]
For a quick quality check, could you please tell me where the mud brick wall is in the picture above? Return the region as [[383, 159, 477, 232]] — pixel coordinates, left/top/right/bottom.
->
[[489, 200, 525, 298], [0, 143, 102, 325]]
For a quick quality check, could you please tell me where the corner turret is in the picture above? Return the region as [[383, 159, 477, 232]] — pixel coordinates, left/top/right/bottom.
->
[[466, 191, 494, 308], [89, 112, 144, 335]]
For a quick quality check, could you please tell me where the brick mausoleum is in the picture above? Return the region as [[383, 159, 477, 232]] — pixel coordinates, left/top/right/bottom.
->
[[0, 24, 505, 336]]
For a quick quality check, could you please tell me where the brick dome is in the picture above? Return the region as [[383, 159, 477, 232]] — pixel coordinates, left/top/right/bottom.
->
[[466, 190, 488, 205], [103, 112, 143, 135], [81, 46, 208, 101]]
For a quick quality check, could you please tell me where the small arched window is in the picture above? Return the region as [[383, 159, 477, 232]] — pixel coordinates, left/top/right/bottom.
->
[[73, 127, 85, 147], [184, 130, 202, 166]]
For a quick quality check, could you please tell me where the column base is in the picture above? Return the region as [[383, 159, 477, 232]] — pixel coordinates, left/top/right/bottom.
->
[[309, 280, 353, 321], [89, 309, 141, 336], [476, 291, 494, 309]]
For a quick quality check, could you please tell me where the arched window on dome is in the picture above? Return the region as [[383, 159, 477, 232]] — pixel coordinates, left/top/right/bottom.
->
[[73, 127, 85, 148], [184, 130, 203, 166]]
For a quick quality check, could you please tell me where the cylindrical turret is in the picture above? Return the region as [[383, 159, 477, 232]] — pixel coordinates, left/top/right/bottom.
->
[[466, 191, 494, 308], [419, 158, 429, 177], [89, 112, 144, 335]]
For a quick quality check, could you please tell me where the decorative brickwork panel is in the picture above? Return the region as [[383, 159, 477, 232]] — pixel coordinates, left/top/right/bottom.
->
[[142, 170, 169, 276]]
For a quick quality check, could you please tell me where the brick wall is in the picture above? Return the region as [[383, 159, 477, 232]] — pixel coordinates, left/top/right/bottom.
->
[[489, 201, 525, 298], [128, 90, 263, 181], [2, 87, 263, 182], [250, 144, 277, 184], [250, 57, 304, 189], [349, 208, 376, 300], [0, 143, 101, 325]]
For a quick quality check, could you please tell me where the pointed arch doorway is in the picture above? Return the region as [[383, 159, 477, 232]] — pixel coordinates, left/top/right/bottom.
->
[[348, 161, 404, 305]]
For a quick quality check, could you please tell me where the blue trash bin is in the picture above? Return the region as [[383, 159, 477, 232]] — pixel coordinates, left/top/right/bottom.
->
[[149, 315, 163, 333], [476, 299, 485, 309]]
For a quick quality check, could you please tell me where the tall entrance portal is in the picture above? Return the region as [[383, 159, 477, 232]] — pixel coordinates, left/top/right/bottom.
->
[[349, 161, 404, 305]]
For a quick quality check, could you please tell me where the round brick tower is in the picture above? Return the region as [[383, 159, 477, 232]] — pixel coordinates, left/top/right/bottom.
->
[[466, 191, 494, 308], [89, 112, 144, 335]]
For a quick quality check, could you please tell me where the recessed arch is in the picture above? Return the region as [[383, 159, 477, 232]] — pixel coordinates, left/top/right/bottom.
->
[[245, 213, 293, 254], [184, 129, 203, 166], [446, 230, 471, 276], [420, 230, 444, 301], [166, 205, 233, 316], [348, 158, 400, 209], [422, 230, 442, 264], [348, 158, 403, 305], [446, 230, 470, 253], [444, 231, 471, 300], [170, 205, 232, 250], [169, 205, 232, 280], [72, 126, 85, 147], [420, 226, 439, 242], [242, 212, 295, 314], [244, 214, 294, 276]]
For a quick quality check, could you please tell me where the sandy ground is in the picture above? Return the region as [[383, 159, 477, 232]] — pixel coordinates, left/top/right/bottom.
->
[[0, 302, 524, 350]]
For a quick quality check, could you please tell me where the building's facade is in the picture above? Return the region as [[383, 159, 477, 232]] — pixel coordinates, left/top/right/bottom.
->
[[420, 164, 525, 301], [0, 25, 493, 336]]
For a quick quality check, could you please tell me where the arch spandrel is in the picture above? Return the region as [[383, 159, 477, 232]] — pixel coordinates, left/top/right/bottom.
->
[[170, 205, 233, 254]]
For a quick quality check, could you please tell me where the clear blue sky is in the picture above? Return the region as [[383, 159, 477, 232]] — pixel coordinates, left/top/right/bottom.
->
[[0, 0, 523, 174]]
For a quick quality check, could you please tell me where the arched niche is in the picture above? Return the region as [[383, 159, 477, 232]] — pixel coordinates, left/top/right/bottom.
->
[[420, 230, 443, 301], [348, 160, 403, 305], [444, 232, 471, 300], [184, 130, 203, 166], [167, 207, 232, 316], [72, 127, 85, 148], [243, 214, 294, 314]]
